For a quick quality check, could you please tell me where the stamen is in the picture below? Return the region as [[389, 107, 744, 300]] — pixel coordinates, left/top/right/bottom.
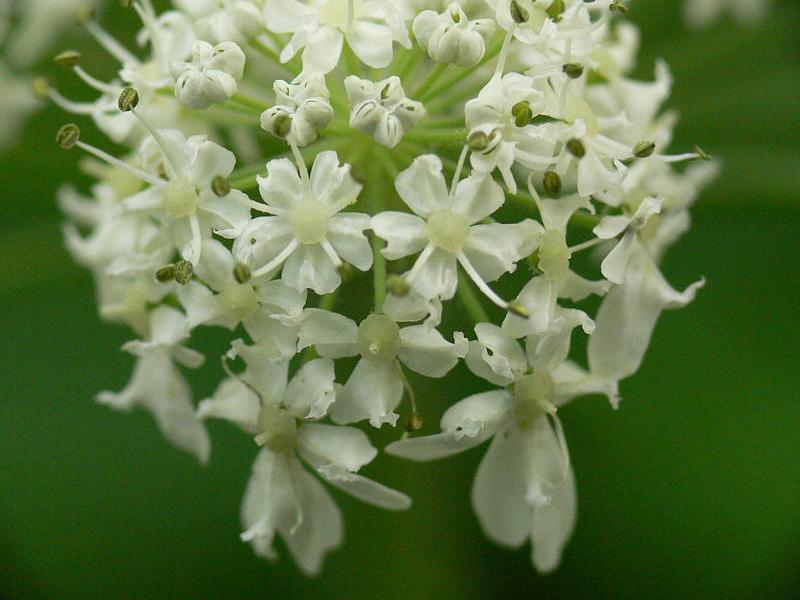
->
[[132, 2, 164, 63], [569, 237, 606, 253], [456, 251, 513, 312], [82, 19, 139, 65], [494, 31, 513, 76], [57, 123, 163, 186], [120, 88, 185, 178], [251, 239, 300, 278], [449, 145, 470, 201], [321, 239, 343, 268], [525, 175, 552, 229], [48, 88, 102, 115], [405, 243, 435, 284], [73, 66, 120, 94], [188, 214, 203, 264], [288, 139, 310, 185]]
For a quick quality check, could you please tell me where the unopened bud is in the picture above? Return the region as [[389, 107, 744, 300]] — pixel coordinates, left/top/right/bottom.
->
[[57, 123, 80, 149], [233, 262, 251, 284], [511, 100, 533, 128], [155, 264, 176, 283], [118, 87, 139, 112], [543, 171, 562, 196], [566, 138, 586, 158], [386, 274, 410, 296], [405, 411, 423, 432], [174, 259, 194, 284], [271, 112, 292, 138], [55, 50, 81, 68], [211, 175, 231, 197], [633, 140, 655, 158], [507, 301, 530, 318], [562, 63, 584, 79], [509, 0, 529, 23]]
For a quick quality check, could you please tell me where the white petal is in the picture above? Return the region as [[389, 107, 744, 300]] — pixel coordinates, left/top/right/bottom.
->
[[452, 173, 505, 224], [282, 243, 341, 294], [346, 21, 394, 68], [531, 467, 576, 573], [463, 220, 538, 282], [322, 470, 412, 510], [185, 134, 236, 186], [283, 358, 336, 419], [97, 351, 210, 464], [371, 211, 428, 260], [198, 377, 260, 431], [297, 423, 377, 472], [394, 154, 450, 218], [327, 213, 373, 271], [258, 158, 303, 211], [195, 238, 235, 291], [410, 247, 458, 300], [465, 323, 527, 385], [297, 308, 359, 358], [472, 426, 530, 548], [331, 358, 403, 427], [398, 326, 467, 378], [588, 247, 704, 380], [600, 231, 636, 284]]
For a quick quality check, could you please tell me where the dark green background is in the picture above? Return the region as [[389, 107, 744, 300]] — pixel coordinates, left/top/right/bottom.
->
[[2, 1, 799, 598]]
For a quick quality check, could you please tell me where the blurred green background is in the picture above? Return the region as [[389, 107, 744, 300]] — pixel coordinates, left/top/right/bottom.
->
[[1, 1, 799, 598]]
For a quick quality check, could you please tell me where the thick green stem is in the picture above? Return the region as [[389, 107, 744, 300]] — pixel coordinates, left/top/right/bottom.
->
[[230, 92, 269, 112], [414, 62, 449, 101], [367, 156, 388, 312], [422, 34, 505, 104]]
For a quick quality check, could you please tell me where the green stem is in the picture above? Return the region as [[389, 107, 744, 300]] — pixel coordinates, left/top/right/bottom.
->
[[414, 62, 449, 101], [230, 92, 269, 112], [457, 271, 489, 324], [367, 154, 388, 312], [248, 39, 292, 75], [404, 128, 467, 145]]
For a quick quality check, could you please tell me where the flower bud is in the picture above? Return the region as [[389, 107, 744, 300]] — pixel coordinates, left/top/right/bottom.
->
[[174, 259, 194, 285], [57, 124, 80, 149], [170, 41, 246, 110], [412, 4, 495, 68], [346, 76, 424, 148], [260, 108, 293, 139]]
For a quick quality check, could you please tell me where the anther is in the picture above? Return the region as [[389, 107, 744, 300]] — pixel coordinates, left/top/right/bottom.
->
[[511, 100, 533, 128], [211, 175, 231, 197], [55, 50, 81, 68], [610, 1, 628, 13], [174, 259, 194, 284], [468, 130, 489, 151], [386, 274, 410, 296], [57, 124, 81, 149], [566, 138, 586, 158], [118, 87, 140, 112], [562, 63, 584, 79], [405, 411, 423, 433], [633, 140, 656, 158], [233, 263, 251, 284], [507, 301, 530, 319], [155, 264, 176, 283], [543, 170, 562, 196], [694, 145, 711, 161], [32, 77, 51, 99], [547, 0, 566, 20], [509, 0, 529, 24]]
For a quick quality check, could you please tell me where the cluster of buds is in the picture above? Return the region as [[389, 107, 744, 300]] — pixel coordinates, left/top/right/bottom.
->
[[44, 0, 719, 575]]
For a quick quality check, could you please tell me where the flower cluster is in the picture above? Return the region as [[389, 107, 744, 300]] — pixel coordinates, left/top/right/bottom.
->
[[49, 0, 717, 575]]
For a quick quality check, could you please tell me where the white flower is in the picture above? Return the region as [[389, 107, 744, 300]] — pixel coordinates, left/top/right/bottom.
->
[[231, 151, 371, 294], [263, 0, 410, 75], [373, 154, 538, 304], [345, 75, 424, 148], [387, 319, 614, 572], [413, 3, 495, 67], [170, 40, 246, 109], [684, 0, 770, 29], [97, 305, 211, 463], [124, 129, 252, 264], [465, 73, 554, 192], [177, 238, 307, 342], [176, 0, 265, 43], [198, 342, 411, 573], [297, 308, 468, 426], [260, 75, 334, 146]]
